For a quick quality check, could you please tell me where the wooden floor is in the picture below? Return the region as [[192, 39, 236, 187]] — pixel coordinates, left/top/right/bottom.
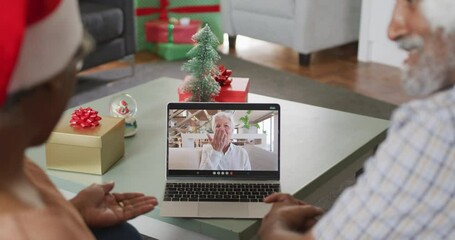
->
[[82, 35, 412, 105]]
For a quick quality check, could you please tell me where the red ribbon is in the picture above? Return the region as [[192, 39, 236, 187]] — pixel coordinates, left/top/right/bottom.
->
[[135, 0, 220, 18], [70, 107, 102, 128], [214, 65, 232, 86]]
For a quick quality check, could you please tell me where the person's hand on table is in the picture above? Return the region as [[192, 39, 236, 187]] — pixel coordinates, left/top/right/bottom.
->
[[259, 193, 324, 240], [70, 181, 158, 228], [207, 128, 229, 152]]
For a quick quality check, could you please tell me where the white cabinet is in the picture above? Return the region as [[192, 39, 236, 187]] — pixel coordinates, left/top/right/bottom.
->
[[358, 0, 406, 67]]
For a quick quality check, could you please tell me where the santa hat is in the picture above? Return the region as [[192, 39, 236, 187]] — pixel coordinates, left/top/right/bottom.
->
[[0, 0, 82, 106]]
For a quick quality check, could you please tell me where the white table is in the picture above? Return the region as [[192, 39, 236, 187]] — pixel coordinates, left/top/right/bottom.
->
[[27, 77, 389, 240]]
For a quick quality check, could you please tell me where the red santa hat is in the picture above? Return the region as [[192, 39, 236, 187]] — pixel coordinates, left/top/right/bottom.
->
[[0, 0, 83, 106]]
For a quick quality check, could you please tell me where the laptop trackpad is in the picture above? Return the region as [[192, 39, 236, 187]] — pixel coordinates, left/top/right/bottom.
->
[[198, 203, 248, 218]]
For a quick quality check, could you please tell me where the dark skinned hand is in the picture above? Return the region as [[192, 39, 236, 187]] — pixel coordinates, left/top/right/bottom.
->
[[70, 182, 158, 228]]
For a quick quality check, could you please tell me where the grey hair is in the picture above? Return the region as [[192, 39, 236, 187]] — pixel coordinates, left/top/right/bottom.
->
[[421, 0, 455, 34], [211, 112, 235, 132]]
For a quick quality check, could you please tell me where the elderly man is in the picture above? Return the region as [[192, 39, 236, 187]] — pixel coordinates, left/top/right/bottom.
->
[[199, 112, 251, 170], [259, 0, 455, 239], [0, 1, 157, 239]]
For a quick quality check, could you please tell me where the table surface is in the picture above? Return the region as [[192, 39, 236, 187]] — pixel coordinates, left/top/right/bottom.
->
[[26, 77, 389, 240]]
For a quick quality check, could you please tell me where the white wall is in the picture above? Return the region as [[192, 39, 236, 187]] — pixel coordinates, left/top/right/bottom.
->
[[358, 0, 406, 68]]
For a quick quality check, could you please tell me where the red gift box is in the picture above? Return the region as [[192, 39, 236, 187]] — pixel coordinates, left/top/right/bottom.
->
[[135, 0, 222, 51], [145, 19, 201, 44], [178, 76, 249, 102]]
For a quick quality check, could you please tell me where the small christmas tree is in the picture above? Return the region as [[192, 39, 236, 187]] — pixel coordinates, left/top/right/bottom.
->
[[181, 24, 220, 102]]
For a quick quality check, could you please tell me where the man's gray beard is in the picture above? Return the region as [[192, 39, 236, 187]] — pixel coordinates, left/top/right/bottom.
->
[[401, 54, 448, 97], [401, 39, 453, 97]]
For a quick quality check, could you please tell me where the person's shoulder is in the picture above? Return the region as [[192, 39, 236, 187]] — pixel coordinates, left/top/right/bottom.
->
[[24, 157, 45, 172], [202, 144, 213, 151], [24, 157, 53, 185], [233, 144, 248, 154], [391, 87, 455, 130], [230, 143, 240, 150]]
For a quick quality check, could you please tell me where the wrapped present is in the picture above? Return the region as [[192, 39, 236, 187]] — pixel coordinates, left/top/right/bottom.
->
[[145, 19, 201, 43], [45, 114, 125, 175], [179, 76, 249, 102], [135, 0, 221, 51], [145, 42, 193, 61], [134, 0, 159, 51], [214, 65, 233, 86]]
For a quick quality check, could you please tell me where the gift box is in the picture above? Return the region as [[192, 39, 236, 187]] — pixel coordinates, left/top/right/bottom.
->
[[135, 0, 222, 51], [45, 116, 125, 175], [135, 0, 159, 51], [178, 76, 249, 102], [145, 42, 193, 61], [145, 19, 201, 43]]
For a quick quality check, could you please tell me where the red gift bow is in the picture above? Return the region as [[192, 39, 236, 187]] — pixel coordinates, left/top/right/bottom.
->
[[214, 65, 232, 86], [136, 0, 220, 19], [70, 107, 102, 128]]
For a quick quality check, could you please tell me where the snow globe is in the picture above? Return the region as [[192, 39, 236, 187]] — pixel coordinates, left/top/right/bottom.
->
[[109, 93, 138, 137]]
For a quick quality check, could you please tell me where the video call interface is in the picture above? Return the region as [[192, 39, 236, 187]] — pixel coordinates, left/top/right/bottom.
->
[[168, 108, 279, 174]]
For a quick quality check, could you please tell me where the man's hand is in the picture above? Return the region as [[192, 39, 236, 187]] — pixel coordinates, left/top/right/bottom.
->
[[207, 128, 229, 152], [259, 193, 323, 240], [70, 182, 158, 228], [264, 192, 309, 205]]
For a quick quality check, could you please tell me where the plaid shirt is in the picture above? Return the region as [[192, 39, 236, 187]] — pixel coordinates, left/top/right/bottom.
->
[[313, 86, 455, 239]]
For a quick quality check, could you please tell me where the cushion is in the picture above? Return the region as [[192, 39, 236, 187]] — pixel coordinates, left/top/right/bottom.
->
[[168, 148, 202, 170], [79, 2, 123, 44], [243, 144, 278, 171]]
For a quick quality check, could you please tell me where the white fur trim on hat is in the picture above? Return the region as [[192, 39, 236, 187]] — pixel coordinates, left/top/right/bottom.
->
[[7, 0, 82, 94], [421, 0, 455, 34]]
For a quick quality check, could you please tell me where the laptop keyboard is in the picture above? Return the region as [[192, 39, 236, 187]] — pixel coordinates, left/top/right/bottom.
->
[[164, 183, 280, 202]]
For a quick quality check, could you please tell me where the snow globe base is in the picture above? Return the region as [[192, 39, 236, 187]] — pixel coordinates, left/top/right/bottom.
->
[[124, 117, 137, 137]]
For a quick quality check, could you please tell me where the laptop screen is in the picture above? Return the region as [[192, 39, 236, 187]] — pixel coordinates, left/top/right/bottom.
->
[[167, 102, 280, 180]]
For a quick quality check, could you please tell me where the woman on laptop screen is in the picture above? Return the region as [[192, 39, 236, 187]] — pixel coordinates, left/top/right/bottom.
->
[[199, 112, 251, 170]]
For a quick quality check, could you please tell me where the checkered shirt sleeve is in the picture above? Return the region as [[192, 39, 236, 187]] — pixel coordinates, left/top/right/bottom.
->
[[313, 88, 455, 239]]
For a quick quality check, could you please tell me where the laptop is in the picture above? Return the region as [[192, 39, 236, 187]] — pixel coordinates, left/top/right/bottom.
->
[[160, 102, 281, 218]]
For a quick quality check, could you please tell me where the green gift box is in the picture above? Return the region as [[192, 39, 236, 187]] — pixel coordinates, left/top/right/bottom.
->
[[145, 42, 194, 61], [135, 0, 222, 51]]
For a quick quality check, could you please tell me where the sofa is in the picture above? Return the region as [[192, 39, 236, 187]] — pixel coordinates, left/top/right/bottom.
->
[[220, 0, 362, 65], [78, 0, 135, 70], [168, 145, 278, 171]]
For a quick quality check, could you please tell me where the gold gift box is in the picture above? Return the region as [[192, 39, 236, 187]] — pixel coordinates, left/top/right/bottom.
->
[[45, 116, 125, 175]]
